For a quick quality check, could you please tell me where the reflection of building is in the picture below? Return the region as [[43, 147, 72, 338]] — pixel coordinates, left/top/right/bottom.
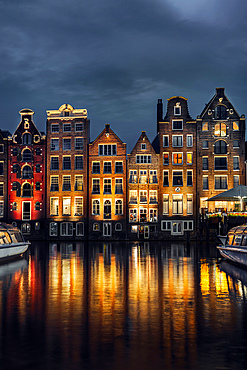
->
[[88, 124, 127, 239], [8, 109, 46, 237], [197, 88, 245, 214], [155, 96, 197, 237], [46, 104, 90, 239], [127, 131, 159, 239]]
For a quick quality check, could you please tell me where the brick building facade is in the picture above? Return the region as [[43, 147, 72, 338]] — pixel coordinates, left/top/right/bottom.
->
[[88, 124, 127, 239], [46, 104, 90, 239]]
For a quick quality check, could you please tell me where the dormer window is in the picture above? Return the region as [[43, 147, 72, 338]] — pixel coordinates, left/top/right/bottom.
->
[[214, 105, 227, 120], [174, 103, 181, 116], [141, 143, 146, 150], [64, 111, 70, 117]]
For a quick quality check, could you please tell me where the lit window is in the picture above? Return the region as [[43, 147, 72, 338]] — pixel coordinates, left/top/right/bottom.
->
[[50, 198, 59, 215], [139, 170, 147, 184], [233, 121, 239, 131], [172, 195, 183, 214], [214, 122, 226, 137], [149, 170, 158, 184], [202, 122, 208, 131], [187, 195, 193, 215], [139, 190, 147, 203], [163, 195, 169, 214], [150, 190, 157, 204], [62, 197, 71, 215], [149, 209, 157, 222], [129, 170, 137, 183], [186, 153, 193, 165], [115, 199, 123, 215], [163, 153, 169, 165], [129, 209, 137, 222], [92, 200, 100, 215], [172, 153, 183, 165], [75, 175, 83, 191], [140, 208, 147, 222], [129, 190, 137, 204], [50, 176, 59, 191], [74, 197, 83, 216]]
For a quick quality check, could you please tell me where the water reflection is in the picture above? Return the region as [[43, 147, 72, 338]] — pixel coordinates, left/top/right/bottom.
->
[[0, 241, 247, 369]]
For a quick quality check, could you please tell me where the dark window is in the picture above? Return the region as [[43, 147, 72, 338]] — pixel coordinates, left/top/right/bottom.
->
[[202, 157, 208, 170], [35, 202, 41, 211], [22, 149, 32, 162], [187, 170, 193, 186], [103, 162, 112, 174], [115, 162, 123, 173], [173, 171, 183, 186], [22, 133, 32, 145], [22, 165, 32, 179], [36, 164, 41, 173], [214, 157, 227, 170], [0, 163, 3, 175], [35, 182, 41, 191], [215, 140, 227, 154], [163, 171, 169, 186], [35, 147, 41, 155], [92, 162, 100, 174], [22, 183, 32, 197], [215, 105, 227, 119]]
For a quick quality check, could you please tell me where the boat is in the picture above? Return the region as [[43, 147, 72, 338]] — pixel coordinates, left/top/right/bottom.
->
[[0, 223, 30, 261], [217, 224, 247, 267]]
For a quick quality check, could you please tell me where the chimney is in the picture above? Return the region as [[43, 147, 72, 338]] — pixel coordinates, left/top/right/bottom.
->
[[157, 99, 163, 133], [216, 88, 225, 97]]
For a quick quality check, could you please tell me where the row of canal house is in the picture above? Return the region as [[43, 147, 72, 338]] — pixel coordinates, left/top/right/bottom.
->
[[0, 87, 245, 240]]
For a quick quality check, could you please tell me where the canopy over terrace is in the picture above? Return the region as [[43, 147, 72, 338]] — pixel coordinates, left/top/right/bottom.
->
[[207, 185, 247, 211]]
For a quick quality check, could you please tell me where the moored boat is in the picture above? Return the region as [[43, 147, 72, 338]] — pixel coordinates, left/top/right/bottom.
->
[[0, 223, 30, 261], [217, 224, 247, 267]]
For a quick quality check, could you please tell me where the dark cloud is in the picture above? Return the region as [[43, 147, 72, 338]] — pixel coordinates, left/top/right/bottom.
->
[[0, 0, 246, 150]]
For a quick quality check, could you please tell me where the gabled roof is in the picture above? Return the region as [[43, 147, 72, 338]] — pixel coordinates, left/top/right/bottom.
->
[[129, 131, 158, 156], [200, 88, 240, 119], [90, 123, 126, 146], [12, 108, 43, 138]]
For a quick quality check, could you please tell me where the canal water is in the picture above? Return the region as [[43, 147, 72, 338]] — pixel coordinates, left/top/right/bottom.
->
[[0, 240, 247, 370]]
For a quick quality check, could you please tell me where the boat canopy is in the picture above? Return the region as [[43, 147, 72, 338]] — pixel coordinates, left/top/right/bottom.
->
[[228, 224, 247, 235]]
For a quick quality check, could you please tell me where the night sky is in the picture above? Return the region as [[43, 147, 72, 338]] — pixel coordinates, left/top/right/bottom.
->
[[1, 0, 246, 151]]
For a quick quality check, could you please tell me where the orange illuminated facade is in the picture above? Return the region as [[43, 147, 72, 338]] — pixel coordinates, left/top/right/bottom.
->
[[127, 131, 159, 239], [88, 124, 127, 239], [8, 109, 46, 237]]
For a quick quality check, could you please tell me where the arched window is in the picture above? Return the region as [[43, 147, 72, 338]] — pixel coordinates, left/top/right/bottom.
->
[[115, 222, 122, 231], [215, 105, 227, 120], [22, 133, 32, 145], [22, 183, 32, 197], [35, 201, 40, 211], [92, 200, 100, 215], [22, 149, 32, 162], [22, 165, 32, 179], [93, 223, 100, 231], [21, 223, 31, 234], [12, 182, 21, 197], [104, 200, 111, 219], [214, 122, 227, 137], [115, 199, 123, 215], [76, 222, 84, 236], [214, 140, 227, 154]]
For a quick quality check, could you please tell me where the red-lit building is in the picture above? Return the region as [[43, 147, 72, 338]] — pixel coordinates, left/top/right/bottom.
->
[[8, 109, 46, 237]]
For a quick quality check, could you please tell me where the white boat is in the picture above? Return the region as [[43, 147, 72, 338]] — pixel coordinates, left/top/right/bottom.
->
[[217, 224, 247, 267], [0, 223, 30, 261]]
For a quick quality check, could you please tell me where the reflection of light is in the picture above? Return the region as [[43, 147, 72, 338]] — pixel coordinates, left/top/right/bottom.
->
[[200, 260, 210, 295]]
